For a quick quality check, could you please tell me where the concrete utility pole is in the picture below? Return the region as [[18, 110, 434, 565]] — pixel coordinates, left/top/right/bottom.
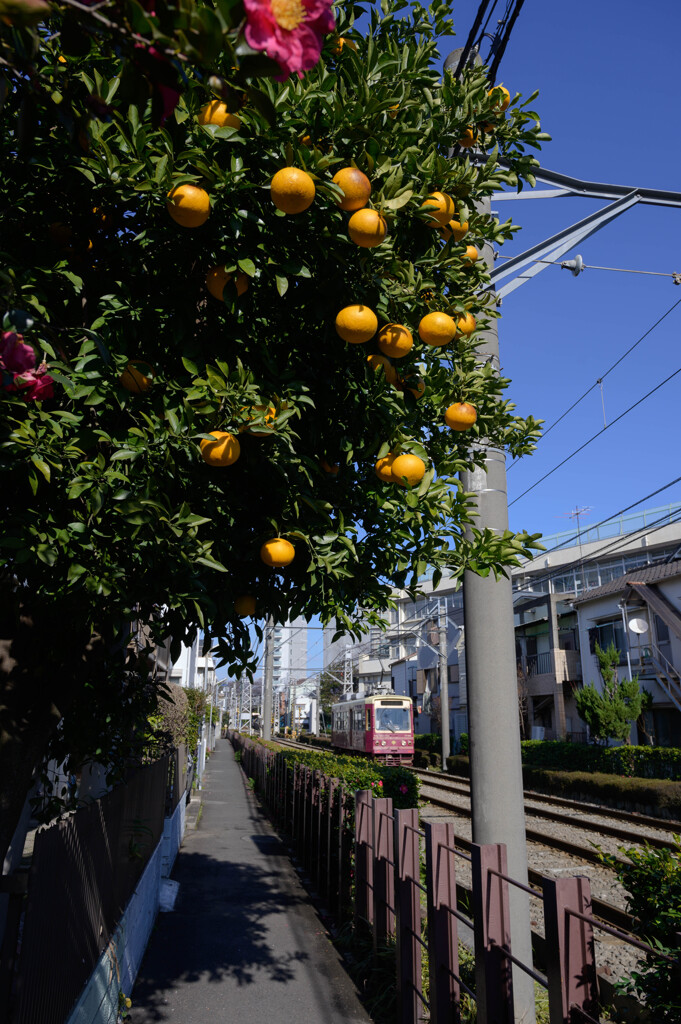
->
[[262, 617, 274, 740], [438, 600, 450, 762], [461, 196, 536, 1024]]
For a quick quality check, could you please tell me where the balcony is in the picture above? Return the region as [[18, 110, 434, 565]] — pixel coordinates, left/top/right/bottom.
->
[[518, 649, 582, 696]]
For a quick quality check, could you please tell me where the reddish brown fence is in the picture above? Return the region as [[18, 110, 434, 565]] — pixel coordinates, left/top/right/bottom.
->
[[7, 753, 176, 1024], [233, 732, 680, 1024]]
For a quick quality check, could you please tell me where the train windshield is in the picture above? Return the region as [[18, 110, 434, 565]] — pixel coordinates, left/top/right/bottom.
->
[[374, 707, 410, 732]]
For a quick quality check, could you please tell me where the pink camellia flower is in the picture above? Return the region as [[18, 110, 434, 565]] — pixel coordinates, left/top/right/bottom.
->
[[399, 783, 408, 795], [14, 365, 55, 401], [243, 0, 335, 80], [0, 331, 35, 374]]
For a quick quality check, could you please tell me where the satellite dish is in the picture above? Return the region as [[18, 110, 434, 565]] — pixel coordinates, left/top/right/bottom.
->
[[628, 617, 648, 635]]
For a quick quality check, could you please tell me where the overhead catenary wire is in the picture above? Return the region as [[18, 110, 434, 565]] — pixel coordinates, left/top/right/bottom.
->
[[508, 362, 681, 508], [495, 254, 681, 281], [508, 295, 681, 467]]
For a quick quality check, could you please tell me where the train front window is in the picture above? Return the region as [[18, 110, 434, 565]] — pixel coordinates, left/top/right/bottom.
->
[[375, 707, 410, 732]]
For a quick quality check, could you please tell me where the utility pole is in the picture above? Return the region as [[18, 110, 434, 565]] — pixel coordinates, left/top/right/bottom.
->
[[460, 194, 536, 1024], [262, 616, 274, 740], [438, 600, 450, 762]]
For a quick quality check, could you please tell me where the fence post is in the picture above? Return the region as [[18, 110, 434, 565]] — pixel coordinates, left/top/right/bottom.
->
[[394, 808, 423, 1024], [317, 773, 326, 893], [372, 797, 395, 949], [326, 778, 337, 900], [424, 821, 459, 1024], [543, 876, 598, 1024], [354, 790, 374, 927], [471, 843, 514, 1024], [338, 787, 352, 923], [310, 770, 320, 881]]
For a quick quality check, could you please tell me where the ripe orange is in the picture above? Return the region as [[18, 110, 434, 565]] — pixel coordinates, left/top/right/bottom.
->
[[301, 134, 313, 147], [348, 208, 387, 248], [320, 459, 340, 474], [421, 192, 456, 227], [270, 167, 315, 214], [367, 354, 398, 385], [120, 360, 154, 393], [488, 85, 511, 112], [206, 267, 249, 301], [457, 312, 476, 336], [388, 104, 399, 119], [462, 245, 479, 263], [333, 37, 357, 54], [418, 312, 456, 347], [440, 218, 469, 243], [167, 184, 211, 228], [200, 431, 241, 466], [391, 453, 426, 487], [198, 100, 241, 130], [445, 402, 477, 431], [377, 323, 413, 359], [458, 127, 477, 148], [398, 377, 425, 400], [234, 595, 256, 617], [239, 405, 276, 433], [260, 537, 295, 568], [375, 453, 396, 482], [335, 304, 378, 344], [332, 167, 371, 211]]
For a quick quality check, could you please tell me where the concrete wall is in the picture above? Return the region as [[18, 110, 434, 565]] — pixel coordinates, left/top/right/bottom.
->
[[66, 796, 186, 1024]]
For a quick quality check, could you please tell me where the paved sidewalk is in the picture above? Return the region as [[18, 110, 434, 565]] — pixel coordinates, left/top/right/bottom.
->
[[130, 739, 371, 1023]]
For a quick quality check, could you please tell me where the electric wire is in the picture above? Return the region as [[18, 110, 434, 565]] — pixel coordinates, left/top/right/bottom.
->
[[450, 0, 495, 77], [512, 508, 681, 599], [488, 0, 525, 83], [509, 295, 681, 468], [495, 254, 680, 280], [508, 362, 681, 508]]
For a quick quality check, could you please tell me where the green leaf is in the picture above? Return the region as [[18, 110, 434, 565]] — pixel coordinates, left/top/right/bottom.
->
[[238, 258, 256, 276], [195, 555, 228, 572], [30, 455, 51, 482], [275, 274, 288, 296]]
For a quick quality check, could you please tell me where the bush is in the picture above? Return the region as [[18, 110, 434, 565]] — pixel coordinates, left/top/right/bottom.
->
[[414, 734, 442, 752], [458, 733, 469, 756], [600, 836, 681, 1022], [259, 741, 419, 809], [520, 741, 681, 781], [522, 767, 681, 819], [446, 755, 470, 777]]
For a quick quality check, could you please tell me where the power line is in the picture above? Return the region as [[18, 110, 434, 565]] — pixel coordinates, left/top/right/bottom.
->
[[495, 254, 681, 281], [450, 0, 495, 76], [509, 296, 681, 469], [512, 508, 681, 599], [488, 0, 525, 84], [508, 362, 681, 508]]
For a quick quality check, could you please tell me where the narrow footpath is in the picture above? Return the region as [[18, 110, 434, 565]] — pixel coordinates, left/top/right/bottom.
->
[[129, 738, 371, 1024]]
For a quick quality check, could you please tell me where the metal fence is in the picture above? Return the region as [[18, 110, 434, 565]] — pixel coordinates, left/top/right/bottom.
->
[[232, 732, 680, 1024], [9, 754, 173, 1024]]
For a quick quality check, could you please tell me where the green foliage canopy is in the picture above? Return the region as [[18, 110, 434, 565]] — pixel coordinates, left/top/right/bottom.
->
[[575, 643, 644, 744]]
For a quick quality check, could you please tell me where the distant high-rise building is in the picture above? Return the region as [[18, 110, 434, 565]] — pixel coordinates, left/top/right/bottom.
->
[[272, 617, 308, 690]]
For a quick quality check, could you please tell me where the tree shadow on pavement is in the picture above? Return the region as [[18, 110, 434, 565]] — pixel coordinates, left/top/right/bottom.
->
[[129, 844, 311, 1022]]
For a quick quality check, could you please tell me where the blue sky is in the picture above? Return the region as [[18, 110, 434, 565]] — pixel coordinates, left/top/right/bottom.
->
[[443, 0, 681, 540]]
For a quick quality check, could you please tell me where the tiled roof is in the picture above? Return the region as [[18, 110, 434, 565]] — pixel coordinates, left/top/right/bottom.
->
[[572, 559, 681, 605]]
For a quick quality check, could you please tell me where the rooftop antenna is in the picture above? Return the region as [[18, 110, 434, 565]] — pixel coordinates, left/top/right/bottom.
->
[[555, 506, 593, 588]]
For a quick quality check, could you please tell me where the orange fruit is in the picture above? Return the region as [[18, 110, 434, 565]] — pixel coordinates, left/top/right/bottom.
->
[[270, 167, 315, 214], [398, 377, 425, 400], [391, 453, 426, 487], [206, 267, 249, 300], [458, 127, 477, 148], [440, 218, 469, 243], [488, 85, 510, 112], [444, 402, 477, 431], [200, 431, 241, 466], [462, 245, 479, 263], [418, 312, 456, 347], [333, 37, 357, 54], [239, 405, 276, 433], [234, 595, 256, 617], [320, 459, 340, 474], [388, 104, 399, 119], [420, 192, 456, 228], [335, 304, 377, 344], [198, 100, 241, 130], [367, 353, 398, 385], [301, 134, 313, 147], [260, 537, 295, 568], [332, 167, 371, 211], [457, 312, 476, 336], [348, 208, 387, 248], [377, 323, 413, 359], [375, 453, 396, 482], [167, 184, 211, 228], [120, 360, 154, 393]]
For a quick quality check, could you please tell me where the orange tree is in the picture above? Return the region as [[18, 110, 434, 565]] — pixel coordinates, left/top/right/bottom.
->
[[0, 0, 547, 855]]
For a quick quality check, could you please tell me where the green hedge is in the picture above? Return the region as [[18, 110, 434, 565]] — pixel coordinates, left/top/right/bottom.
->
[[260, 740, 419, 809], [413, 749, 442, 770], [414, 733, 442, 752], [520, 741, 681, 781], [296, 734, 333, 751]]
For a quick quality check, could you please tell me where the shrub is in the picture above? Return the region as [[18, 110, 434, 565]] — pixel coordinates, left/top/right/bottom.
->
[[600, 836, 681, 1022], [414, 734, 442, 752], [458, 733, 469, 756], [520, 741, 681, 781], [522, 767, 681, 818]]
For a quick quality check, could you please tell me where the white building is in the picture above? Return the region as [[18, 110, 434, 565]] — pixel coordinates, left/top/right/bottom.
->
[[168, 635, 217, 692], [272, 617, 308, 689]]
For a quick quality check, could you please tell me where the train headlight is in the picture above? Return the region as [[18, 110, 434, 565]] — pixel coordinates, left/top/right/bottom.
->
[[401, 741, 406, 746], [381, 740, 386, 746]]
